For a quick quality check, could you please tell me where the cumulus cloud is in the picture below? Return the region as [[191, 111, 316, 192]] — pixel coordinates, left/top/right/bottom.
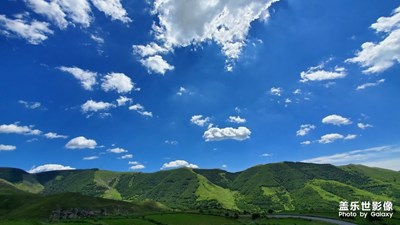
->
[[346, 6, 400, 73], [228, 116, 246, 124], [58, 66, 97, 90], [129, 104, 153, 117], [28, 164, 75, 173], [130, 164, 145, 170], [0, 14, 53, 44], [107, 147, 127, 153], [203, 126, 251, 141], [146, 0, 279, 71], [160, 160, 199, 170], [269, 87, 282, 96], [357, 123, 373, 130], [65, 136, 97, 149], [129, 161, 145, 170], [0, 123, 42, 135], [296, 124, 315, 136], [133, 42, 169, 57], [318, 133, 357, 144], [90, 0, 132, 23], [18, 100, 41, 109], [318, 133, 344, 144], [300, 65, 347, 82], [116, 96, 132, 106], [356, 79, 385, 90], [44, 132, 68, 139], [190, 115, 211, 127], [83, 156, 98, 160], [0, 144, 16, 151], [139, 55, 174, 75], [322, 114, 352, 126], [81, 100, 114, 113], [101, 73, 136, 93], [120, 154, 133, 159]]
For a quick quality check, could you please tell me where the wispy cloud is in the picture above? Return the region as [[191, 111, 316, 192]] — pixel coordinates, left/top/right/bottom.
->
[[302, 145, 400, 171]]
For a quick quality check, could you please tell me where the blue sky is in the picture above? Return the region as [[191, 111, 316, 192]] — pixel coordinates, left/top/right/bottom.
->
[[1, 0, 400, 173]]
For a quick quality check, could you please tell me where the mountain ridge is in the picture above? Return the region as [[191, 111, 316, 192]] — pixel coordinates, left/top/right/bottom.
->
[[1, 162, 399, 215]]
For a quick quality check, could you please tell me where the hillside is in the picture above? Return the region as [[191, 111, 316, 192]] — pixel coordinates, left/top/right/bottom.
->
[[0, 162, 399, 215]]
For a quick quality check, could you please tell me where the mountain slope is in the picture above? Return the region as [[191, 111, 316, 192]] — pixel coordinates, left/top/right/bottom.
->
[[0, 162, 399, 213]]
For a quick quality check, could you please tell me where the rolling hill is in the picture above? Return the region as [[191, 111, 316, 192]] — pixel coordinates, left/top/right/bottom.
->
[[0, 162, 399, 219]]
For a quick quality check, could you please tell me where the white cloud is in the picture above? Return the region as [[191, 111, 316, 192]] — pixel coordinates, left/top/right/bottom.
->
[[65, 136, 97, 149], [0, 144, 16, 151], [302, 145, 400, 170], [116, 96, 132, 106], [120, 154, 133, 159], [90, 0, 132, 23], [58, 66, 97, 90], [318, 133, 343, 144], [90, 34, 104, 44], [228, 116, 246, 124], [129, 161, 145, 170], [161, 159, 199, 170], [296, 124, 315, 136], [130, 164, 145, 170], [177, 86, 188, 96], [58, 0, 92, 27], [344, 134, 357, 140], [101, 73, 135, 93], [322, 114, 352, 126], [300, 65, 347, 82], [318, 133, 356, 144], [129, 103, 144, 111], [81, 100, 114, 113], [284, 98, 292, 104], [269, 87, 282, 96], [357, 123, 373, 130], [139, 55, 174, 75], [18, 100, 41, 109], [107, 147, 127, 153], [0, 14, 53, 44], [165, 140, 178, 145], [301, 140, 312, 145], [129, 104, 153, 117], [356, 79, 385, 90], [190, 115, 211, 127], [24, 0, 68, 29], [83, 156, 98, 160], [149, 0, 279, 70], [347, 6, 400, 73], [28, 164, 75, 173], [138, 111, 153, 117], [261, 153, 272, 157], [221, 164, 227, 168], [203, 126, 251, 141], [44, 132, 68, 139], [0, 123, 42, 135], [133, 42, 169, 57], [293, 89, 302, 95]]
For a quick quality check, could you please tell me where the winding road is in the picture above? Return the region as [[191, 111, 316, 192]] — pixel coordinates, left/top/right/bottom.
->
[[267, 214, 358, 225]]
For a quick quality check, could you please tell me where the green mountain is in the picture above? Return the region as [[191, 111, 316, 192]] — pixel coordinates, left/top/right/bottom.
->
[[0, 162, 399, 218]]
